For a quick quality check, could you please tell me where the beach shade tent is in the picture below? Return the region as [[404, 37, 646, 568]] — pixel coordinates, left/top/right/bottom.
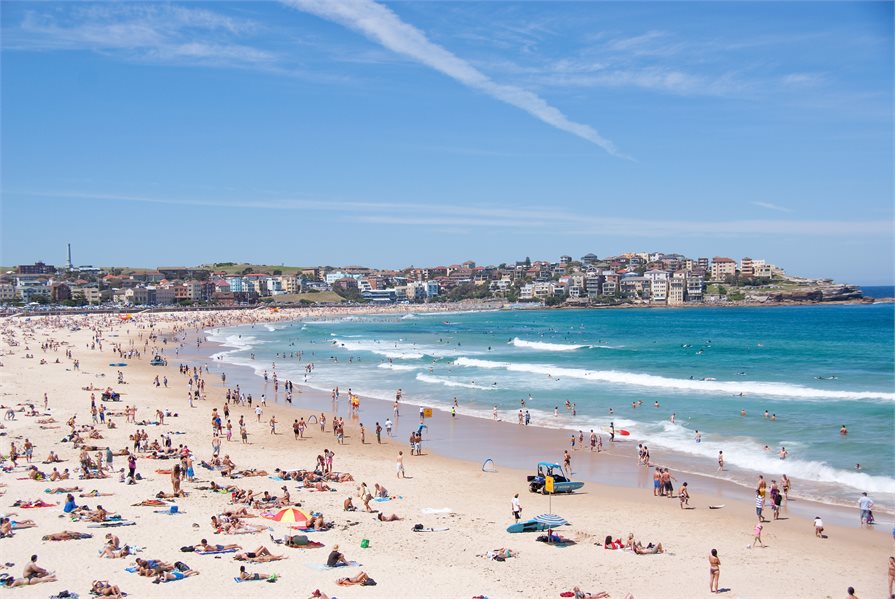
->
[[263, 507, 312, 525], [533, 513, 567, 544]]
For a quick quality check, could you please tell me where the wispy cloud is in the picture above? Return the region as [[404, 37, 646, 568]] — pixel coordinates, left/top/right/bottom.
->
[[6, 4, 274, 67], [752, 201, 794, 213], [282, 0, 628, 159], [9, 189, 891, 238]]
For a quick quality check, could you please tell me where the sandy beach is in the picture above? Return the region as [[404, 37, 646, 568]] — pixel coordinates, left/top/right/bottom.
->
[[1, 309, 891, 599]]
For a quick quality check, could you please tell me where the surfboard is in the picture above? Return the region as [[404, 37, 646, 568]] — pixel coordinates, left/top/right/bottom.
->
[[708, 505, 726, 510], [604, 428, 630, 436], [506, 519, 550, 533]]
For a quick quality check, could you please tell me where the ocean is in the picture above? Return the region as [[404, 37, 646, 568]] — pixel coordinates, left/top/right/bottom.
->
[[206, 304, 895, 508]]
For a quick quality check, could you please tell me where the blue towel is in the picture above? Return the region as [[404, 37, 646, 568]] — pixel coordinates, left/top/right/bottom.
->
[[197, 548, 237, 555], [125, 567, 138, 573]]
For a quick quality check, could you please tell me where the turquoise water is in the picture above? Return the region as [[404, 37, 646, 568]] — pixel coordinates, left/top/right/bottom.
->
[[208, 304, 895, 506]]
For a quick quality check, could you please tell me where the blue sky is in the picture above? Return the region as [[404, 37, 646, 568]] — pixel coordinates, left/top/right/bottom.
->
[[1, 1, 892, 283]]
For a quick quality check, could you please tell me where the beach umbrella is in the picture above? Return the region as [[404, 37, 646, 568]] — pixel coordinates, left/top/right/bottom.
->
[[533, 513, 567, 528], [264, 507, 311, 524]]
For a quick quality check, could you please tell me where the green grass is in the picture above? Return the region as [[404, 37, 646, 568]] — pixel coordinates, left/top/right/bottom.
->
[[271, 292, 345, 304]]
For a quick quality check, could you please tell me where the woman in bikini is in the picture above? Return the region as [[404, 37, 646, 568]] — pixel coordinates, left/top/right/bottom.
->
[[709, 548, 721, 593], [238, 565, 272, 581]]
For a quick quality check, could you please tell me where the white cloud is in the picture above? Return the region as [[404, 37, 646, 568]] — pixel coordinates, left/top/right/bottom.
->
[[751, 201, 794, 213], [9, 4, 274, 67], [282, 0, 628, 159], [10, 189, 891, 238]]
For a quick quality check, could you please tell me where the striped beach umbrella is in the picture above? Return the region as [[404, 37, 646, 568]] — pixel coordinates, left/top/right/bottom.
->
[[263, 507, 311, 524], [533, 513, 567, 528]]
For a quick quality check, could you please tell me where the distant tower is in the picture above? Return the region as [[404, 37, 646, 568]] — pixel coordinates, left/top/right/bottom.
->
[[67, 243, 73, 271]]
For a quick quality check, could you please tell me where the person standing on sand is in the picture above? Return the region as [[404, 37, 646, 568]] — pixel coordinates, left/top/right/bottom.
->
[[512, 493, 522, 522], [375, 423, 382, 444], [708, 549, 720, 593], [717, 451, 724, 471], [396, 451, 405, 478], [859, 492, 874, 526], [385, 419, 393, 437]]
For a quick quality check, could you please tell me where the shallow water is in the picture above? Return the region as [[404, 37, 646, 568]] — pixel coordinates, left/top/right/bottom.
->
[[206, 304, 895, 507]]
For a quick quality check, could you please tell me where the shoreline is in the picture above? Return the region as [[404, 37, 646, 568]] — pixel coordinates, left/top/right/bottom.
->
[[195, 322, 893, 527]]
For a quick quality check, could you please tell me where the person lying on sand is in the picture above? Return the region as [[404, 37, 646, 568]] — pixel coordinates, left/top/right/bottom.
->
[[91, 580, 123, 598], [237, 565, 275, 581], [153, 568, 198, 583], [81, 490, 113, 498], [0, 573, 58, 587], [42, 530, 93, 541], [336, 571, 371, 586], [100, 544, 131, 559], [134, 558, 174, 576], [46, 486, 82, 494], [571, 586, 610, 599], [234, 546, 285, 562], [195, 539, 242, 552], [303, 480, 331, 492], [377, 512, 402, 522], [624, 533, 665, 554]]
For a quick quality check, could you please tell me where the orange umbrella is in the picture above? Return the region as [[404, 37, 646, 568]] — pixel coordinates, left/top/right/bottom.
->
[[263, 507, 311, 524]]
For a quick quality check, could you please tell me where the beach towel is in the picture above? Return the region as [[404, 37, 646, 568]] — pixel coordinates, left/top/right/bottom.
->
[[124, 567, 138, 573], [420, 507, 452, 514], [372, 497, 391, 502], [19, 501, 57, 508], [133, 500, 167, 507], [153, 509, 186, 515], [411, 527, 449, 533], [88, 521, 136, 528], [196, 548, 237, 555], [234, 575, 278, 583]]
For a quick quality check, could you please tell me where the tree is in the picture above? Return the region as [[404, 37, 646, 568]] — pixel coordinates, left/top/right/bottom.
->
[[272, 270, 283, 276], [544, 294, 566, 307]]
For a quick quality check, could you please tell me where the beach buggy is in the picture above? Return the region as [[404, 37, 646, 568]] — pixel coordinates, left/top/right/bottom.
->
[[150, 355, 167, 366], [527, 462, 584, 494]]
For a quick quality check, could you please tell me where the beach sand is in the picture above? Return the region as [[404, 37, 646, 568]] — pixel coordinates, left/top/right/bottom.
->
[[0, 309, 890, 599]]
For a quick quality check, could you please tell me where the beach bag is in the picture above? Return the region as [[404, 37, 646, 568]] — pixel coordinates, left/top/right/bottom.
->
[[361, 577, 377, 586], [180, 546, 195, 552], [412, 523, 424, 531], [292, 535, 309, 546], [360, 539, 370, 548], [174, 561, 190, 572]]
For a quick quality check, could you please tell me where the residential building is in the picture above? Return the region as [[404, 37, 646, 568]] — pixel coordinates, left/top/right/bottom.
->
[[0, 283, 16, 302], [650, 278, 668, 303], [17, 262, 55, 275], [667, 278, 685, 305], [710, 257, 737, 281], [581, 253, 599, 266], [50, 283, 71, 303], [697, 257, 709, 270], [740, 257, 755, 277], [686, 276, 704, 302]]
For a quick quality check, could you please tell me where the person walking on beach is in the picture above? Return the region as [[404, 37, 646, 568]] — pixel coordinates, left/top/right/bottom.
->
[[755, 489, 765, 523], [709, 549, 720, 593], [859, 492, 874, 526], [385, 418, 393, 437], [396, 451, 405, 478], [512, 493, 522, 522], [562, 450, 572, 476], [375, 422, 382, 444], [717, 451, 724, 471]]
